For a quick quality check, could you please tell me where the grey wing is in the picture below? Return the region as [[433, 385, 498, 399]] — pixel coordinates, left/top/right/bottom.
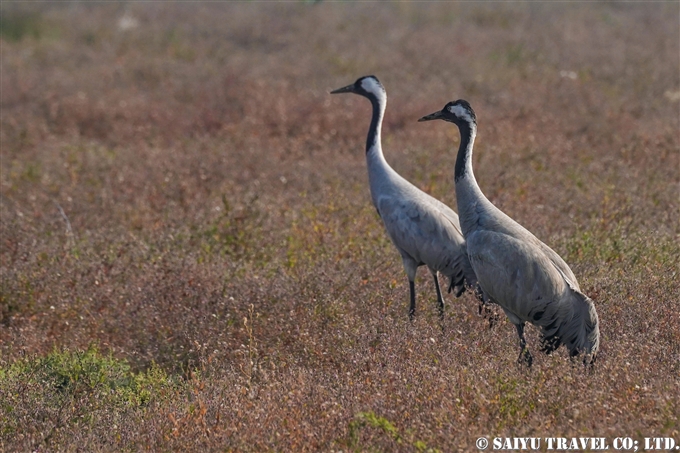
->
[[534, 238, 580, 291], [468, 230, 599, 355], [502, 221, 580, 291], [376, 195, 474, 286], [466, 230, 567, 324], [431, 206, 479, 293], [482, 206, 580, 291]]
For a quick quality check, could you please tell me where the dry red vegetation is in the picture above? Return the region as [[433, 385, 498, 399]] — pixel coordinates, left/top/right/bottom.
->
[[1, 3, 678, 452]]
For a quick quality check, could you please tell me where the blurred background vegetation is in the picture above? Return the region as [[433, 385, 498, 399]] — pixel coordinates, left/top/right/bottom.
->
[[1, 2, 678, 451]]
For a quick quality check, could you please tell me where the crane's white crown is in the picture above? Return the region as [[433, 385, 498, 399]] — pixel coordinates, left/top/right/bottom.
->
[[447, 104, 475, 124]]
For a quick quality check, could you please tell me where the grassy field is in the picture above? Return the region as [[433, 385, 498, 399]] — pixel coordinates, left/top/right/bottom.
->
[[1, 2, 678, 451]]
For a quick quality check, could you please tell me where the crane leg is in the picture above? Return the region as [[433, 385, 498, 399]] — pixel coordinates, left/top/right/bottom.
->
[[402, 258, 419, 321], [515, 322, 533, 367], [431, 271, 445, 319], [408, 280, 416, 321]]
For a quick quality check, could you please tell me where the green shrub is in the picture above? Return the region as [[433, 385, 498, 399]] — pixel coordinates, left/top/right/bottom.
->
[[0, 345, 181, 445]]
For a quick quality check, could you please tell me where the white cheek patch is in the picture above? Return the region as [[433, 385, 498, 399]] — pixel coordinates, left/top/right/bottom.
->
[[361, 77, 386, 99], [448, 104, 474, 123]]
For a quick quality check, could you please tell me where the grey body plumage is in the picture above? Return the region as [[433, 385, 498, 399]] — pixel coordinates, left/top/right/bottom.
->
[[419, 100, 600, 365], [331, 76, 478, 319]]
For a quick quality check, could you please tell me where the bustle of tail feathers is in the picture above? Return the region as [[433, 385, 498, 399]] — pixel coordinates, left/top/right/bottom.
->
[[446, 268, 483, 300], [446, 269, 499, 328], [541, 290, 600, 361], [447, 271, 467, 297], [543, 267, 601, 361], [447, 272, 491, 311]]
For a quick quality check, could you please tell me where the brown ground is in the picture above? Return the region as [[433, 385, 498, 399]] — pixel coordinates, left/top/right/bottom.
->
[[1, 3, 678, 452]]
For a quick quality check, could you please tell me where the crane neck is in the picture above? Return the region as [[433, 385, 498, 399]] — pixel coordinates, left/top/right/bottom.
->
[[454, 121, 477, 183], [453, 120, 489, 238], [366, 94, 386, 155]]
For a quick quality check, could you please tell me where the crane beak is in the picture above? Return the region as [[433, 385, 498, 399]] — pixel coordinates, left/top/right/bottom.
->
[[417, 110, 444, 122], [330, 84, 355, 94]]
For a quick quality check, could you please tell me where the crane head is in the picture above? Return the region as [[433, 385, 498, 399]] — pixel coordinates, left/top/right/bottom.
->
[[418, 100, 477, 127], [330, 75, 386, 101]]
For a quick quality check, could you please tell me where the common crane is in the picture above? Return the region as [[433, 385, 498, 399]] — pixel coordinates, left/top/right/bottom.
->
[[418, 100, 600, 365], [331, 76, 478, 320]]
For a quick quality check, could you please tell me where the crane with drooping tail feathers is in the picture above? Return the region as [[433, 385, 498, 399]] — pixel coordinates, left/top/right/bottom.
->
[[418, 100, 600, 365]]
